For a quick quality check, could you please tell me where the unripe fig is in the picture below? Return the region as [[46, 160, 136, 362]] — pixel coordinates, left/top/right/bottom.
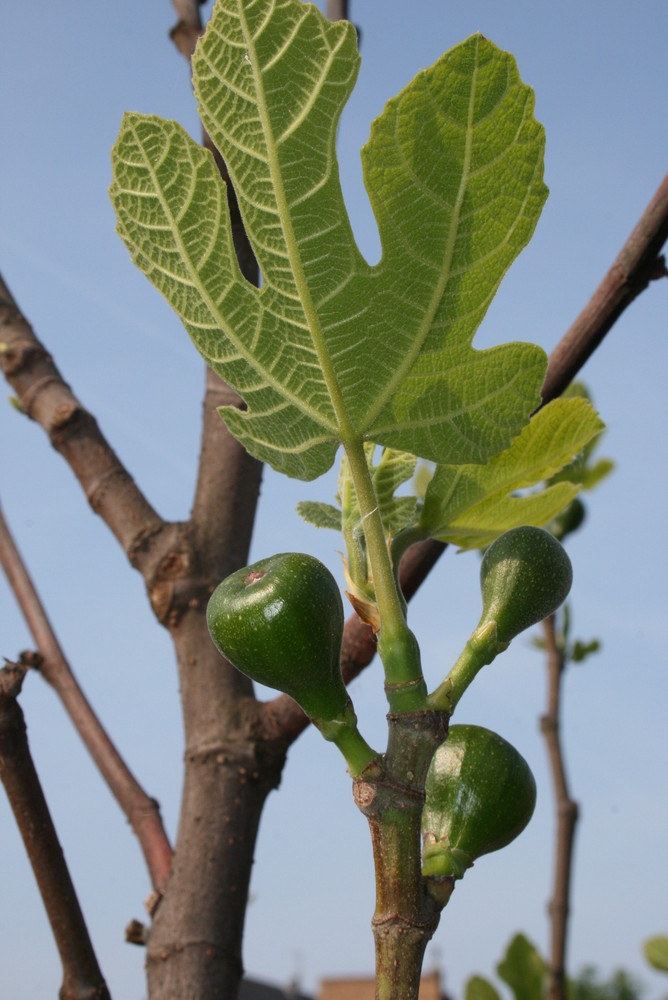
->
[[478, 525, 572, 645], [422, 724, 536, 879], [207, 553, 348, 722], [551, 497, 586, 540]]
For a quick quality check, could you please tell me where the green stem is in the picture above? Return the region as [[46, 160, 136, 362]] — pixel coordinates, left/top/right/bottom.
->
[[331, 725, 378, 778], [316, 706, 379, 778], [342, 437, 406, 636], [427, 621, 502, 713], [342, 437, 426, 712]]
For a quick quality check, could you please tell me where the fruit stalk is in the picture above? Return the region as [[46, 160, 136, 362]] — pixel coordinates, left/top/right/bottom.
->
[[428, 622, 500, 713], [315, 706, 378, 777], [429, 527, 572, 712]]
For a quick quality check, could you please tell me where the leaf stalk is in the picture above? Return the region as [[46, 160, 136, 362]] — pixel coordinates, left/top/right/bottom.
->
[[428, 622, 503, 713], [342, 436, 425, 710]]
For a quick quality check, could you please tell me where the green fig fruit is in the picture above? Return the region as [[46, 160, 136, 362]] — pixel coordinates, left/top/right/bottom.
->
[[478, 526, 572, 646], [207, 552, 348, 722], [422, 724, 536, 879], [551, 497, 586, 541]]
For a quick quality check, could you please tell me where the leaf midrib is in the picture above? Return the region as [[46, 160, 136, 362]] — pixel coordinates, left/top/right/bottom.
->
[[240, 3, 357, 446]]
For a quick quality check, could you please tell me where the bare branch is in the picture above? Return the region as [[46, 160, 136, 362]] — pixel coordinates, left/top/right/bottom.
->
[[169, 0, 202, 60], [167, 3, 264, 563], [0, 501, 173, 893], [0, 659, 111, 1000], [190, 368, 264, 573], [0, 273, 166, 573], [539, 614, 579, 1000], [541, 171, 668, 404], [327, 0, 349, 21]]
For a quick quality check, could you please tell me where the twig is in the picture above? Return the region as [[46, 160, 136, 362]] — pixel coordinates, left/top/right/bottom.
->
[[0, 272, 165, 571], [0, 501, 173, 893], [169, 0, 203, 61], [539, 614, 579, 1000], [326, 0, 349, 21], [540, 171, 668, 404], [0, 659, 111, 1000], [168, 1, 264, 569]]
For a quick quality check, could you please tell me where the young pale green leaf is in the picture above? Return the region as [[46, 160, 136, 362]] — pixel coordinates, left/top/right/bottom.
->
[[420, 397, 603, 549], [465, 977, 502, 1000], [300, 446, 418, 540], [111, 0, 548, 480], [580, 458, 615, 489], [465, 936, 545, 1000], [644, 935, 668, 974], [371, 448, 419, 536], [496, 934, 546, 1000], [569, 638, 601, 663], [295, 500, 341, 531], [551, 455, 615, 490], [547, 382, 614, 491]]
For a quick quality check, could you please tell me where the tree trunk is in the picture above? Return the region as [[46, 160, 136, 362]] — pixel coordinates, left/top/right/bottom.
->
[[146, 604, 289, 998]]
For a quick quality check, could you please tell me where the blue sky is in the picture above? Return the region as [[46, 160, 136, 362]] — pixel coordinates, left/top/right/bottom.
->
[[1, 1, 667, 997]]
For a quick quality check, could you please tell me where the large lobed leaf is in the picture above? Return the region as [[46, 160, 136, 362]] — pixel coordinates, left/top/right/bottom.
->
[[110, 0, 549, 481]]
